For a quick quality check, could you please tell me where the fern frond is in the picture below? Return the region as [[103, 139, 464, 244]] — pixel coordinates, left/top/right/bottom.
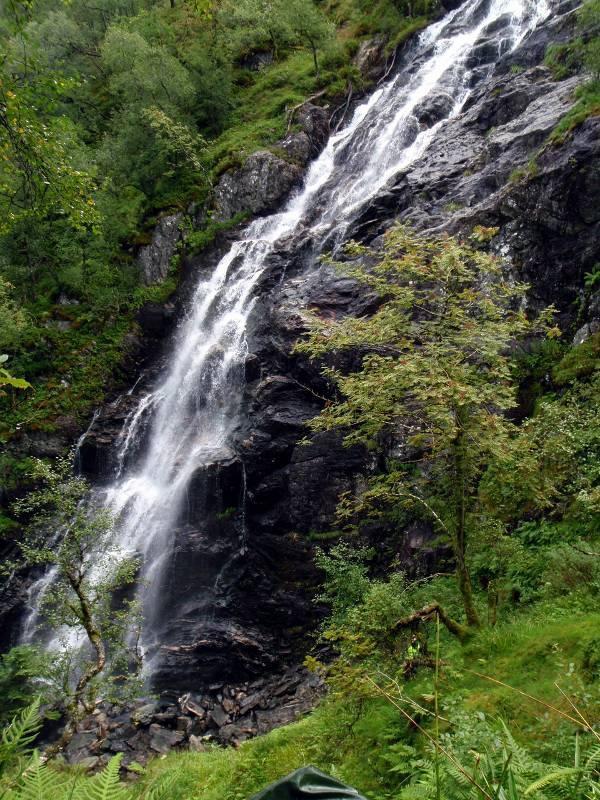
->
[[400, 784, 437, 800], [446, 758, 475, 788], [75, 754, 129, 800], [498, 722, 537, 776], [524, 766, 582, 796], [16, 750, 70, 800], [0, 701, 42, 774], [584, 744, 600, 772]]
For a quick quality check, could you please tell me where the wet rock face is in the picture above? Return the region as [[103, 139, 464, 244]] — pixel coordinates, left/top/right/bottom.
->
[[214, 151, 304, 221], [137, 214, 183, 286], [213, 104, 329, 221], [491, 116, 600, 317], [281, 104, 330, 164], [349, 7, 599, 327], [354, 35, 388, 81]]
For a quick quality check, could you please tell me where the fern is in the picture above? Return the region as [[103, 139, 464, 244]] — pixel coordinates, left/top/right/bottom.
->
[[524, 767, 582, 796], [0, 701, 42, 775], [13, 751, 70, 800], [401, 785, 437, 800], [584, 743, 600, 772], [74, 755, 129, 800]]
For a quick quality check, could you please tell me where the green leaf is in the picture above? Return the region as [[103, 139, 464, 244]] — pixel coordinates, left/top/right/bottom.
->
[[14, 750, 70, 800], [75, 754, 129, 800], [0, 700, 42, 774]]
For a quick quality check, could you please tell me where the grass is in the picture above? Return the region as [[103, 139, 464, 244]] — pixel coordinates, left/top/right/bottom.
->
[[208, 50, 347, 177], [548, 80, 600, 143], [132, 600, 600, 800]]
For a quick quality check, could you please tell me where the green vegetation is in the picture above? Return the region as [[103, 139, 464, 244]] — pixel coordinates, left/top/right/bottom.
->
[[296, 227, 555, 632], [546, 0, 600, 141], [124, 227, 599, 799], [0, 225, 596, 800], [11, 454, 142, 750], [0, 0, 598, 795], [0, 702, 173, 799]]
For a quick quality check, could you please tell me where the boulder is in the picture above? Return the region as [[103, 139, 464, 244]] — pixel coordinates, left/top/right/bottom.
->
[[148, 724, 184, 754], [353, 36, 387, 81]]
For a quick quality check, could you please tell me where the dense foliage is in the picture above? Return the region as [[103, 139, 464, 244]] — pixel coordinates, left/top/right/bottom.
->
[[297, 227, 556, 630]]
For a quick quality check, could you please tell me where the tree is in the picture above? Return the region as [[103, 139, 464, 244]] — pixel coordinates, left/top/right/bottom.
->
[[296, 226, 553, 634], [0, 355, 30, 392], [100, 27, 195, 112], [0, 69, 98, 238], [0, 278, 27, 353], [281, 0, 335, 75], [219, 0, 334, 73], [14, 453, 142, 753]]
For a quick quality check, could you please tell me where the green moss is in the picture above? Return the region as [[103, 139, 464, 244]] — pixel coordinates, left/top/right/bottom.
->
[[548, 80, 600, 143], [0, 312, 137, 440], [552, 332, 600, 385], [186, 213, 250, 254], [545, 39, 585, 80], [508, 155, 541, 184], [0, 454, 36, 491]]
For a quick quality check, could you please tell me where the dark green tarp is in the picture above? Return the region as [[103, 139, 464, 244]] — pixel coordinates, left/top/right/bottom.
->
[[249, 767, 369, 800]]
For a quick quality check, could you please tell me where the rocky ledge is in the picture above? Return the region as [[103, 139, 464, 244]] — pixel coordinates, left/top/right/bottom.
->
[[57, 666, 324, 771], [213, 104, 330, 221]]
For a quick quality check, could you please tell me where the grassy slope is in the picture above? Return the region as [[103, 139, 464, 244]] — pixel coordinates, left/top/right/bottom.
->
[[134, 597, 599, 799]]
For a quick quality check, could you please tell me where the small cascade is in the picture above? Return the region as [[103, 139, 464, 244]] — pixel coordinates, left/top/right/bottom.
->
[[24, 0, 550, 677]]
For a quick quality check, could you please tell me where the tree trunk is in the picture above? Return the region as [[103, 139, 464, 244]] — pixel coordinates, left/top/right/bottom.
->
[[453, 419, 481, 629], [392, 602, 472, 643], [46, 574, 106, 757], [487, 582, 498, 627], [308, 38, 319, 76]]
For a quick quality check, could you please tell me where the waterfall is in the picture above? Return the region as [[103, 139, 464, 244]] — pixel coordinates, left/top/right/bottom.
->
[[23, 0, 550, 675]]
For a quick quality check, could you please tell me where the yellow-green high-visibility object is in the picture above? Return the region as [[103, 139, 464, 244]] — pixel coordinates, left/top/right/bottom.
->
[[249, 767, 369, 800]]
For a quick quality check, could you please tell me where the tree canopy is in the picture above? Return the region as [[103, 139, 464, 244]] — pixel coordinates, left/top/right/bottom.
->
[[297, 226, 555, 630]]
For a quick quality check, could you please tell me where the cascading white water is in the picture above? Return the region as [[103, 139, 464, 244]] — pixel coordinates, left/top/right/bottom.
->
[[23, 0, 550, 669]]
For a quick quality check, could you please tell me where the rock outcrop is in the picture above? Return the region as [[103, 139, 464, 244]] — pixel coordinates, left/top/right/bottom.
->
[[349, 3, 598, 328], [59, 666, 324, 771], [213, 104, 329, 221], [137, 214, 183, 286]]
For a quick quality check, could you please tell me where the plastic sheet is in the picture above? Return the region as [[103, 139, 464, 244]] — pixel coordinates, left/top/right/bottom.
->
[[249, 766, 369, 800]]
